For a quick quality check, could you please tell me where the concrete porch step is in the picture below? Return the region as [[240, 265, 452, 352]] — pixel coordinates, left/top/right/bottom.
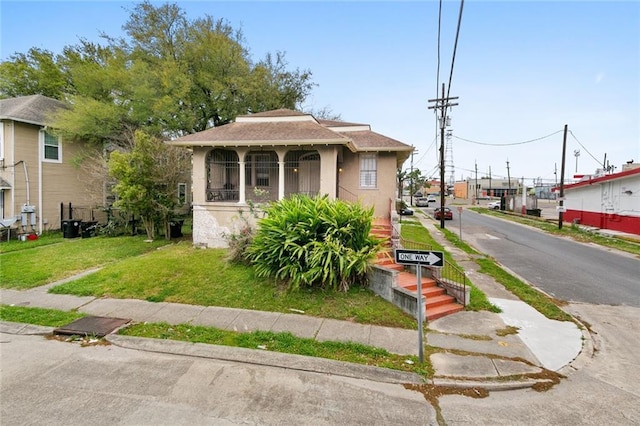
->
[[425, 294, 457, 310], [426, 303, 465, 321]]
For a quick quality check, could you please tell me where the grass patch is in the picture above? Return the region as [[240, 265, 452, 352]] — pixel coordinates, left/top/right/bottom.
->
[[495, 325, 520, 337], [0, 236, 171, 289], [0, 231, 65, 253], [0, 305, 85, 327], [120, 321, 433, 377], [49, 243, 417, 329], [475, 257, 574, 322]]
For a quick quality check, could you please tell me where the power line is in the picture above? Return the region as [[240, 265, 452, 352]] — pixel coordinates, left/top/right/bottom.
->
[[414, 135, 438, 167], [446, 0, 465, 101], [436, 0, 442, 96], [568, 130, 601, 166], [453, 129, 563, 146], [433, 0, 444, 147]]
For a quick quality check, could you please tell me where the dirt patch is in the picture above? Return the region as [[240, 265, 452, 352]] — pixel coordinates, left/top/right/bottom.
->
[[46, 333, 111, 347]]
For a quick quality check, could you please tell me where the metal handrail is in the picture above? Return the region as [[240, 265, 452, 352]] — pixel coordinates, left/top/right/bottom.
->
[[394, 233, 469, 306], [337, 186, 360, 204]]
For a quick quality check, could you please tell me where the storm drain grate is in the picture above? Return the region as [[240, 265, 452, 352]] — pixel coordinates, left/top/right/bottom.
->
[[54, 316, 131, 337]]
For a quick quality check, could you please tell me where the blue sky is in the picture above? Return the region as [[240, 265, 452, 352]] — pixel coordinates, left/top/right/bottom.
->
[[2, 1, 639, 185]]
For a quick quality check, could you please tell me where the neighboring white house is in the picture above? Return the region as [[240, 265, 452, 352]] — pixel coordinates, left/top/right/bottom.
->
[[168, 109, 413, 248], [562, 164, 640, 235]]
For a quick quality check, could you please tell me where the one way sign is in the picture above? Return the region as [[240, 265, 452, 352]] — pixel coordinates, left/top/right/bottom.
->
[[394, 249, 444, 267]]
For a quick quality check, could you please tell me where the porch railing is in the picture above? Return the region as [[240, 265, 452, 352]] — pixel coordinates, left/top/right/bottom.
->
[[337, 186, 360, 205]]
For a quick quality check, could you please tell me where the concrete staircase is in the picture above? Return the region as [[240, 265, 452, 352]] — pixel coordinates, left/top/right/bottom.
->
[[371, 219, 464, 321]]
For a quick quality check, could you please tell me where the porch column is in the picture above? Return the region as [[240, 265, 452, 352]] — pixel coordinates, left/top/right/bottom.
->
[[278, 161, 285, 200], [237, 148, 248, 204], [276, 149, 287, 200], [318, 147, 339, 199], [239, 161, 246, 204]]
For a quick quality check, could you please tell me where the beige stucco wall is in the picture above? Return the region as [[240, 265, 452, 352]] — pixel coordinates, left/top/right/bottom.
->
[[338, 150, 396, 218], [188, 145, 397, 247], [0, 120, 100, 232]]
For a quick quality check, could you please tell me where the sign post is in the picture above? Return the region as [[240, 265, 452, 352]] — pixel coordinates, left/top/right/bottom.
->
[[394, 249, 444, 363], [457, 206, 463, 239]]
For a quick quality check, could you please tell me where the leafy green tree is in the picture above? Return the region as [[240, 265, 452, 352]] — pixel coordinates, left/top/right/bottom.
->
[[1, 1, 315, 148], [247, 195, 381, 292], [397, 168, 407, 199], [0, 48, 70, 99], [406, 169, 427, 195], [108, 130, 189, 240]]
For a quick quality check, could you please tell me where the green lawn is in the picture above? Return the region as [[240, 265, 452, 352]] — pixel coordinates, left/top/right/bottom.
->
[[47, 241, 417, 329], [0, 236, 170, 289]]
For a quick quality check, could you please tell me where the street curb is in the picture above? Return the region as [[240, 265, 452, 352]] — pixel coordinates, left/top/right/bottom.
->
[[0, 321, 561, 391], [0, 321, 54, 335], [1, 321, 424, 385], [556, 315, 595, 376], [106, 334, 426, 385], [432, 377, 540, 391]]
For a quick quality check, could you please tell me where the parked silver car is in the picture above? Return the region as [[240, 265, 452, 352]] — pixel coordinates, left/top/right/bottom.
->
[[415, 197, 430, 207]]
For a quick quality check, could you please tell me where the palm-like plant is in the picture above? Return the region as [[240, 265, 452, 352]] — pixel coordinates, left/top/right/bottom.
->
[[247, 195, 382, 292]]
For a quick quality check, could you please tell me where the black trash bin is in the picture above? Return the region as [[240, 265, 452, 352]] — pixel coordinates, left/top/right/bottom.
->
[[62, 220, 82, 238], [169, 220, 184, 238], [81, 221, 98, 238]]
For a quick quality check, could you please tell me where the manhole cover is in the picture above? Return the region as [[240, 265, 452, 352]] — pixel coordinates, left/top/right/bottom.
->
[[54, 316, 131, 337]]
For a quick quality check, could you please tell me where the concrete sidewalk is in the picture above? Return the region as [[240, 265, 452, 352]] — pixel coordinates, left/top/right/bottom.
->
[[0, 211, 590, 390], [0, 284, 588, 391]]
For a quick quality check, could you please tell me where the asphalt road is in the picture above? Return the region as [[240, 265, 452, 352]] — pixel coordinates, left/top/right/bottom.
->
[[0, 333, 435, 425], [454, 209, 640, 307], [438, 303, 640, 425]]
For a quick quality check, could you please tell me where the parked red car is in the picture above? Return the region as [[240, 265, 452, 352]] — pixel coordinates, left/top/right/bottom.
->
[[434, 207, 453, 220]]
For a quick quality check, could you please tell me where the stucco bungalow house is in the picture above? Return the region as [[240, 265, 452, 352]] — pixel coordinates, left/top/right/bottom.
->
[[168, 109, 413, 248]]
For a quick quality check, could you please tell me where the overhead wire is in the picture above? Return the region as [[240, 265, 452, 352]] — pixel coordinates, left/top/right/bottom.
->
[[433, 0, 443, 144], [446, 0, 465, 101], [568, 130, 602, 166], [453, 129, 564, 146]]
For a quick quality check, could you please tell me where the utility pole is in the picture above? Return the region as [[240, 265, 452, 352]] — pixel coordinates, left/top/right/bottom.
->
[[489, 166, 492, 199], [428, 83, 458, 229], [474, 161, 478, 204], [506, 159, 511, 195], [559, 124, 568, 229], [410, 148, 415, 206]]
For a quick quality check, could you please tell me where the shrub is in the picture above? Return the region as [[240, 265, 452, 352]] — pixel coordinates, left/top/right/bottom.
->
[[246, 195, 382, 292]]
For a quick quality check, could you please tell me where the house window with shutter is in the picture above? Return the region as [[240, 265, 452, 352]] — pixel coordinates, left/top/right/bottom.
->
[[359, 153, 377, 188]]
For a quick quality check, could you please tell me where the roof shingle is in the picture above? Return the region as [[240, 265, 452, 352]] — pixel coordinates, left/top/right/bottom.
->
[[0, 94, 66, 126]]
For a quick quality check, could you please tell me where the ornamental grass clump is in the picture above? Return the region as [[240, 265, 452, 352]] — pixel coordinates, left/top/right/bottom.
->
[[246, 195, 382, 292]]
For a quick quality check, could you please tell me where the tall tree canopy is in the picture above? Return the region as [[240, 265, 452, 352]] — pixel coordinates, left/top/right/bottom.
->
[[0, 1, 315, 147]]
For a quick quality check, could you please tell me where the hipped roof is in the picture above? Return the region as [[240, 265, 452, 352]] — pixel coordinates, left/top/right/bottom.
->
[[169, 109, 413, 163], [0, 94, 66, 126]]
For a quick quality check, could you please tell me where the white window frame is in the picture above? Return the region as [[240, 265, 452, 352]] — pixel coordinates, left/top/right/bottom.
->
[[41, 129, 62, 163], [359, 153, 377, 189], [177, 182, 187, 205]]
